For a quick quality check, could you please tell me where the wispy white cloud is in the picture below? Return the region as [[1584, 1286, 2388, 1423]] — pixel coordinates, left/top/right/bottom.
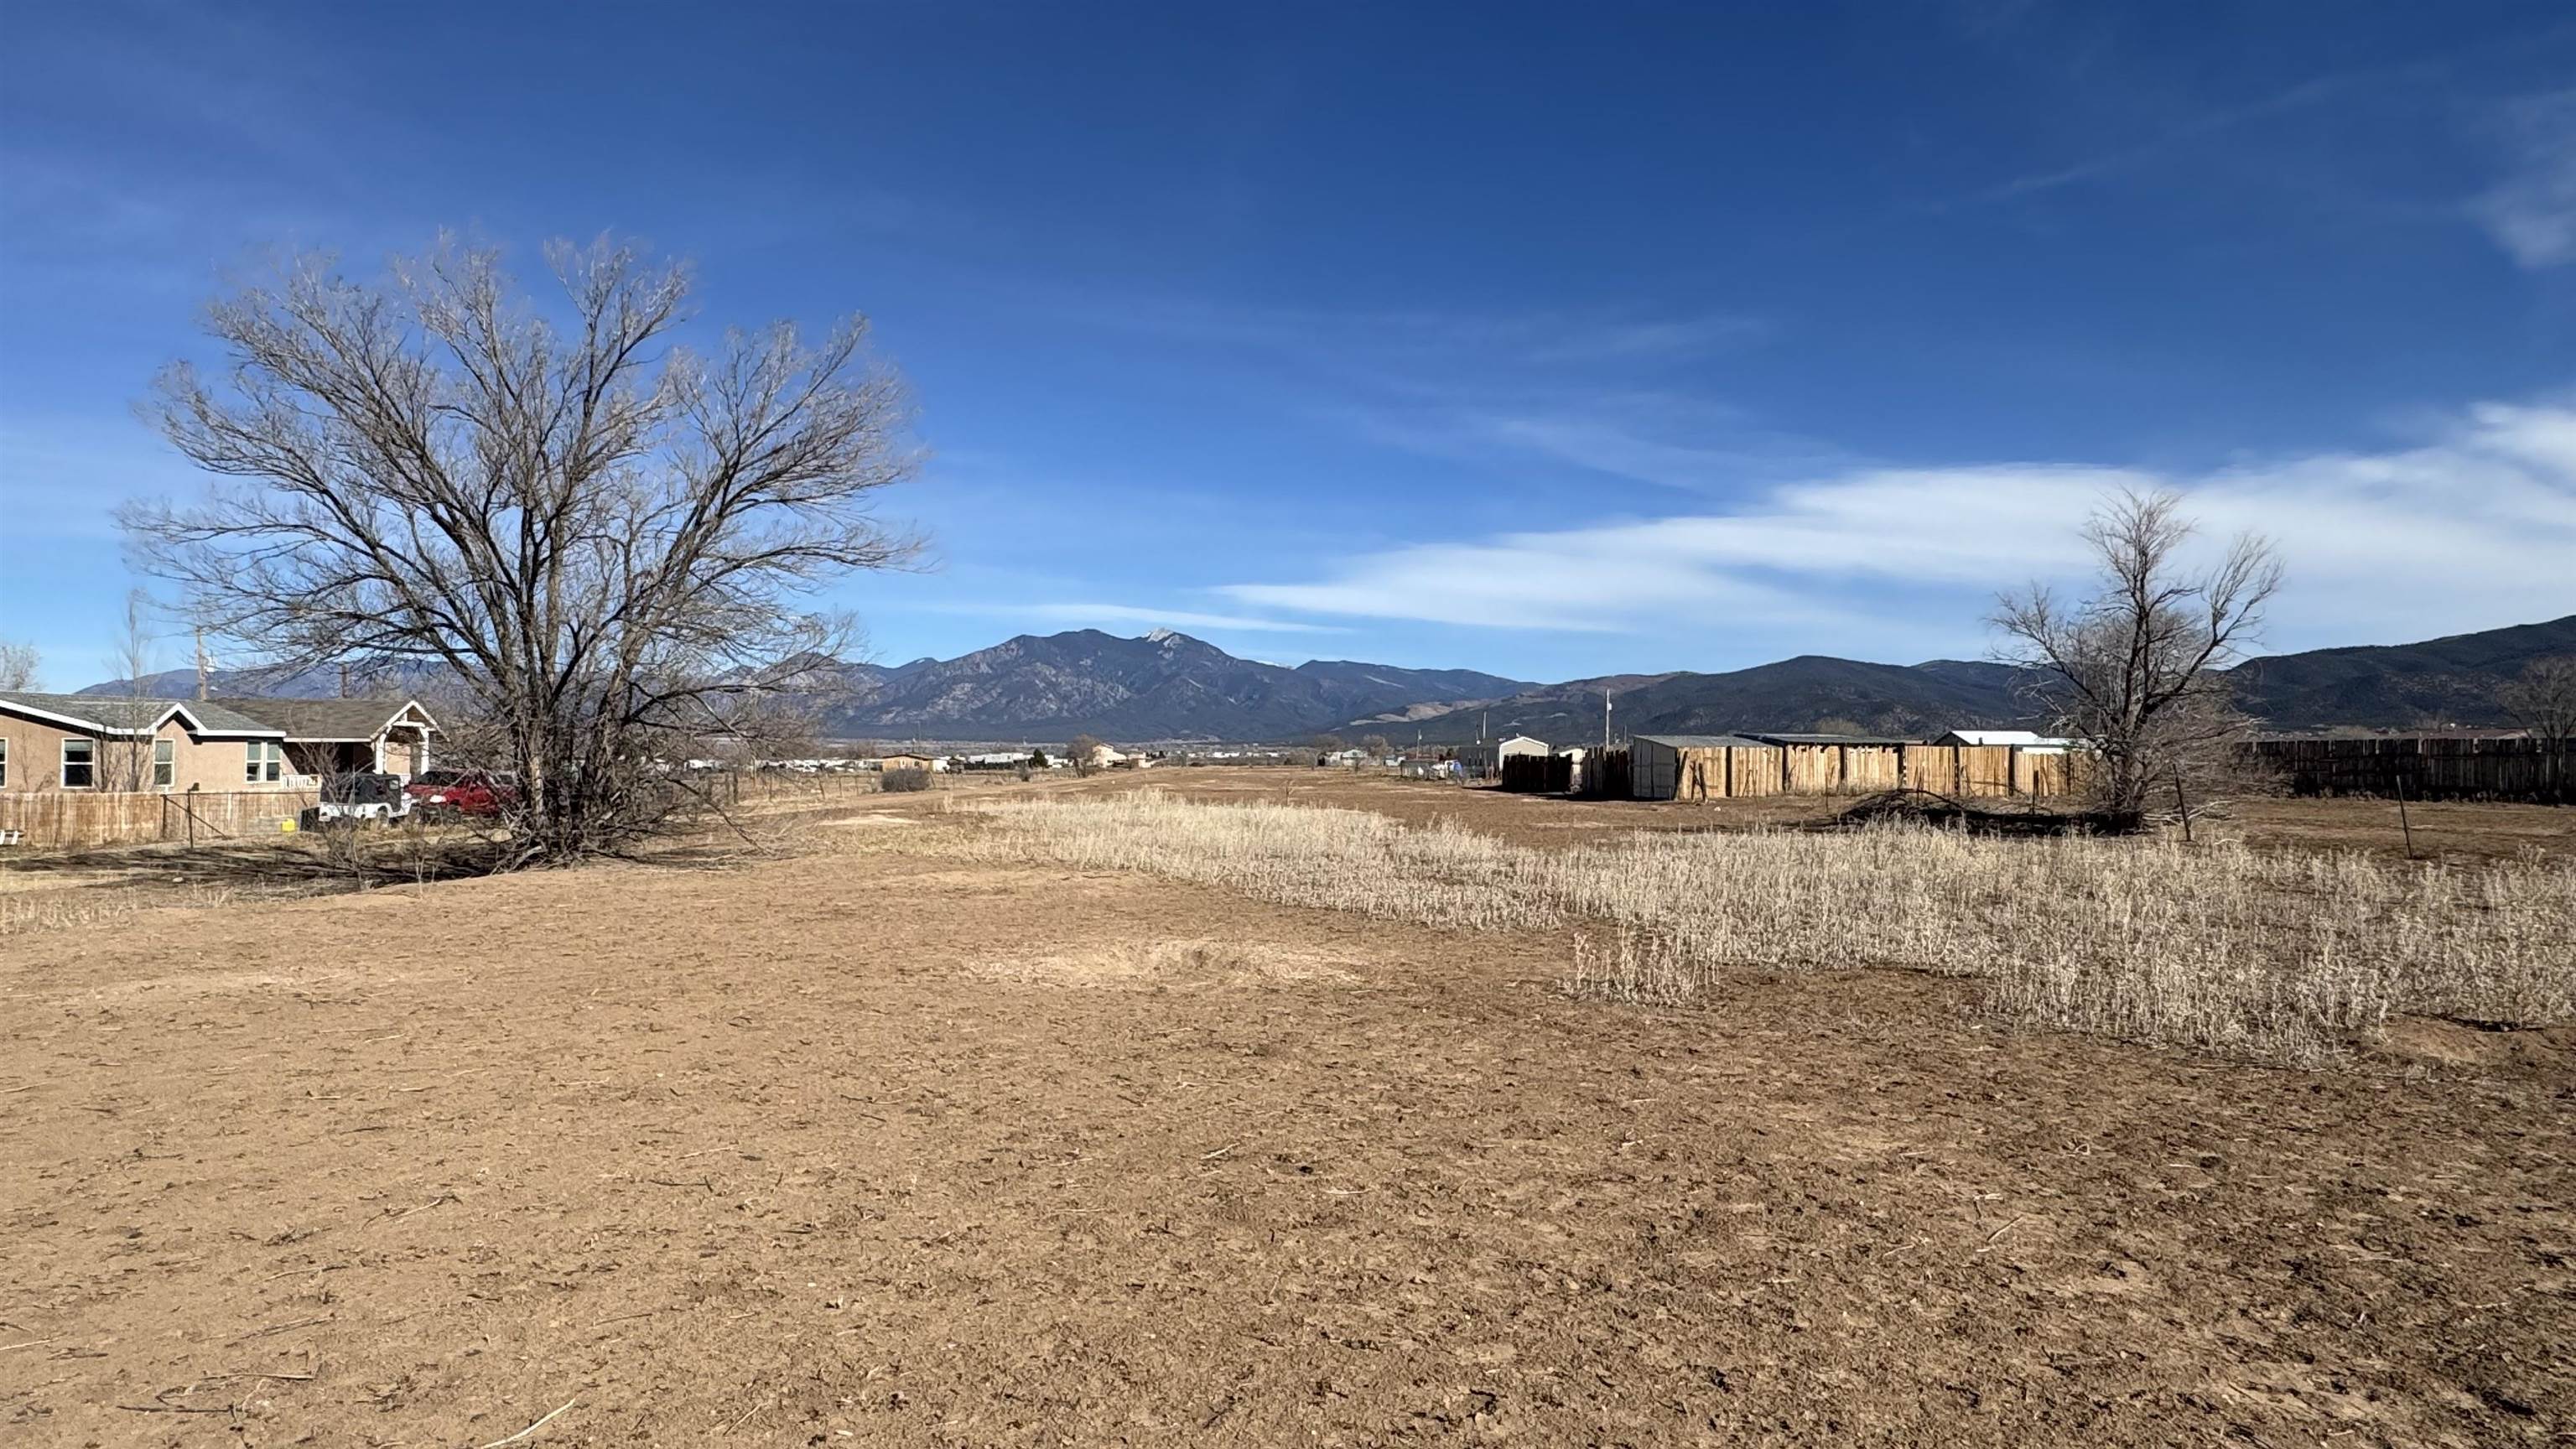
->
[[1070, 293, 1803, 487], [1033, 288, 1815, 503], [1224, 398, 2576, 655], [1017, 603, 1346, 636], [2473, 89, 2576, 267], [1961, 73, 2355, 206], [1084, 298, 1764, 373], [1348, 393, 1852, 494]]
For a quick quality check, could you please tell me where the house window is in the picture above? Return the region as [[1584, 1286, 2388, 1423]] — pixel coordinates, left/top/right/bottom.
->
[[153, 739, 176, 788], [0, 736, 8, 787], [244, 740, 283, 783], [62, 738, 96, 788]]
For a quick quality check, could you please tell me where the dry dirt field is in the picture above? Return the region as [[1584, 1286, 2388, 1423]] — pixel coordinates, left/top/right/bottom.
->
[[2, 771, 2569, 1447]]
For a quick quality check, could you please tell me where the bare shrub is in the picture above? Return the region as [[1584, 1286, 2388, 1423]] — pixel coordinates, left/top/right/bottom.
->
[[963, 794, 2576, 1067], [879, 766, 930, 793]]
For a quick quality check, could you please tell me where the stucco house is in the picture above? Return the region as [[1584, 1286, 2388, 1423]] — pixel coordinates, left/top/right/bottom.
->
[[0, 692, 439, 793], [0, 693, 291, 793], [210, 697, 439, 781]]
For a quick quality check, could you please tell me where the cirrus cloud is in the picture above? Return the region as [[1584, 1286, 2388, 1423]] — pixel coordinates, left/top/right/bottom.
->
[[1223, 399, 2576, 657]]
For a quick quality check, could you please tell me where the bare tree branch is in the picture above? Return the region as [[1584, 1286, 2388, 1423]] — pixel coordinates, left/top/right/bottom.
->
[[1992, 487, 2283, 828], [122, 236, 924, 863], [2499, 655, 2576, 803], [0, 640, 39, 691]]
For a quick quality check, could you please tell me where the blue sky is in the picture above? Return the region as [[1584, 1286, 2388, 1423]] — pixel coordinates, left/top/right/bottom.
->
[[4, 2, 2574, 689]]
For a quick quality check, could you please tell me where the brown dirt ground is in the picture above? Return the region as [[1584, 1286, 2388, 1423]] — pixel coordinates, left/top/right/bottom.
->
[[2, 775, 2570, 1447]]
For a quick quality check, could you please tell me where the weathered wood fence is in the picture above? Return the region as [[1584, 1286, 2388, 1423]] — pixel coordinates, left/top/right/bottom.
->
[[0, 790, 318, 850], [1500, 742, 2085, 802], [1633, 742, 2083, 802], [2251, 738, 2569, 802], [1499, 754, 1577, 793]]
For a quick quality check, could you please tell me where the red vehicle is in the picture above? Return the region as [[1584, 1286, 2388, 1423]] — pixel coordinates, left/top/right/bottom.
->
[[404, 769, 522, 818]]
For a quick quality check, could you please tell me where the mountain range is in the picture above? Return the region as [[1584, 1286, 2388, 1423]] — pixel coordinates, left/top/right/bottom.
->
[[1392, 615, 2576, 745], [75, 615, 2576, 745], [810, 628, 1534, 741]]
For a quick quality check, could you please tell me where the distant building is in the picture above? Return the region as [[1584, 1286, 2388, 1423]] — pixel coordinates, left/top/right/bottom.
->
[[1741, 731, 1919, 747], [872, 752, 943, 773], [1628, 734, 1769, 801], [1935, 729, 2073, 753], [1451, 735, 1548, 778]]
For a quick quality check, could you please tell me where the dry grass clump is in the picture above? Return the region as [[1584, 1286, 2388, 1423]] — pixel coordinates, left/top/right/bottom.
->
[[969, 793, 2576, 1066], [1567, 925, 1701, 1006], [0, 883, 244, 938], [974, 795, 1550, 931], [969, 938, 1361, 989]]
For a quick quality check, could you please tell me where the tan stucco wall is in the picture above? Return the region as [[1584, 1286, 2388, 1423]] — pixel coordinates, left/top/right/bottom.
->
[[0, 713, 125, 792], [0, 709, 295, 793], [159, 720, 294, 792]]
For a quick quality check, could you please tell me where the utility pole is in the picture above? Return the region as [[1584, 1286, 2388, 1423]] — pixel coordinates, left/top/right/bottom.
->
[[1602, 688, 1613, 750]]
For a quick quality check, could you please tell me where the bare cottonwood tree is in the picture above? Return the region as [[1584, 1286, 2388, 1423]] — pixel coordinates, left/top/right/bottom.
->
[[1066, 734, 1105, 776], [2500, 655, 2576, 802], [122, 236, 921, 863], [0, 639, 37, 690], [1992, 489, 2283, 829]]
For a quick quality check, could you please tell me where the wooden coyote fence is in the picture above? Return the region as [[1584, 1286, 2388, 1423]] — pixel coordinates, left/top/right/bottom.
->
[[2251, 737, 2570, 803], [1498, 754, 1576, 794], [0, 790, 318, 850], [1582, 748, 1632, 799], [1631, 742, 2085, 802]]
